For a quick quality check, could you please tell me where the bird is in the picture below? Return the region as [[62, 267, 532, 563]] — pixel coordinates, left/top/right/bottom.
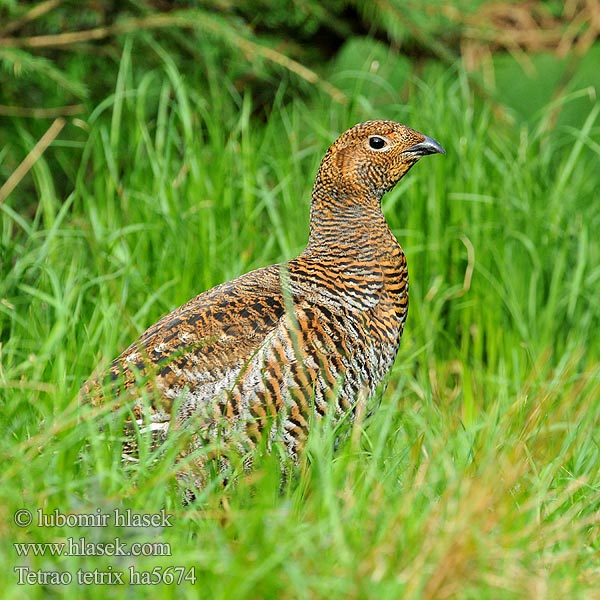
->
[[82, 120, 445, 484]]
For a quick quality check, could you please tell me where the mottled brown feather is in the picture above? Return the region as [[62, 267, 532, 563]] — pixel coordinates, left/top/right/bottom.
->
[[82, 120, 445, 476]]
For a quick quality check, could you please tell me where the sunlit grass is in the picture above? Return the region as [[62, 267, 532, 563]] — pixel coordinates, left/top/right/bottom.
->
[[1, 45, 599, 598]]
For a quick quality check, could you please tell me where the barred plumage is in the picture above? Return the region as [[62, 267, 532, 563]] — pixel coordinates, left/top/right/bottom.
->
[[82, 120, 445, 477]]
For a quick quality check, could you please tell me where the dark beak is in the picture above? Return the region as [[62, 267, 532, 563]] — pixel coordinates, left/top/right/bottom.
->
[[405, 135, 446, 156]]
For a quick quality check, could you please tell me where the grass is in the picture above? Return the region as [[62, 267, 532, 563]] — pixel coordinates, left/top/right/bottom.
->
[[1, 40, 600, 598]]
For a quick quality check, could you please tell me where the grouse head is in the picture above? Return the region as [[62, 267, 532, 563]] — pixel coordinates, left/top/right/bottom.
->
[[314, 120, 445, 201]]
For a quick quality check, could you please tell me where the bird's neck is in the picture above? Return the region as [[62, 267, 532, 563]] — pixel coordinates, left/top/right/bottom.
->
[[302, 187, 402, 262]]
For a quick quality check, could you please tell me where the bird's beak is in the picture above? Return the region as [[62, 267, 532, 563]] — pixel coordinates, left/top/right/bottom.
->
[[405, 135, 446, 156]]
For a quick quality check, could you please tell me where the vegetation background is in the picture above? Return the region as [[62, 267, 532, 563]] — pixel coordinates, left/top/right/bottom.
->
[[1, 1, 599, 598]]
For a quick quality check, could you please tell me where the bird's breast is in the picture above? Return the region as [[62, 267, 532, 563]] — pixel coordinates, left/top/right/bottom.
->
[[289, 247, 408, 383]]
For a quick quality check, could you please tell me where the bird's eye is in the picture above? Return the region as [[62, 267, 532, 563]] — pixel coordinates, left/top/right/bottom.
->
[[369, 136, 387, 150]]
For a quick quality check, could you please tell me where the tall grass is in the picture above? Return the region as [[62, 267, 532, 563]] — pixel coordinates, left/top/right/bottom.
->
[[1, 41, 599, 598]]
